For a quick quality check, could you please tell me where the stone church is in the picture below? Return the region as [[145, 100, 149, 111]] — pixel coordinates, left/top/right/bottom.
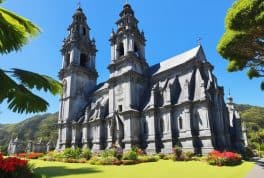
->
[[56, 3, 247, 154]]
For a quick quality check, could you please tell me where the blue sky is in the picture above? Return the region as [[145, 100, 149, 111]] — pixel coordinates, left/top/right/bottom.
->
[[1, 0, 263, 124]]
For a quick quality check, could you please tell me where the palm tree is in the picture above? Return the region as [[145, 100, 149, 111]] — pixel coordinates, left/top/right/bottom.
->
[[0, 0, 62, 114]]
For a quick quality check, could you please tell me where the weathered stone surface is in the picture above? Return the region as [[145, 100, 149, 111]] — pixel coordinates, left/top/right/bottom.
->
[[56, 4, 246, 154]]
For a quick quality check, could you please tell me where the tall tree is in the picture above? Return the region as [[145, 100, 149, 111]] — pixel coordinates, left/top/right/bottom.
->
[[0, 0, 61, 114], [217, 0, 264, 90]]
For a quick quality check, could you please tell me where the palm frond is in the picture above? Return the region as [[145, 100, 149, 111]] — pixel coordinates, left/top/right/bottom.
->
[[12, 68, 62, 95], [0, 7, 40, 35], [0, 0, 5, 4], [0, 12, 26, 53], [0, 7, 40, 54], [7, 84, 49, 114], [0, 69, 50, 113], [0, 69, 16, 102]]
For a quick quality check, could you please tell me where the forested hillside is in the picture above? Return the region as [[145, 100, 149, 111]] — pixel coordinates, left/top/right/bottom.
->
[[0, 113, 58, 154], [0, 104, 263, 155], [235, 104, 264, 154]]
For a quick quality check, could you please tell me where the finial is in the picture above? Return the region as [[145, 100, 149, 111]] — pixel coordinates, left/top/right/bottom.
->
[[197, 37, 202, 46], [77, 0, 81, 9], [125, 0, 129, 4], [227, 88, 233, 104]]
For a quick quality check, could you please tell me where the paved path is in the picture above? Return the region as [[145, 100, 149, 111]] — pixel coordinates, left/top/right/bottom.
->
[[245, 159, 264, 178]]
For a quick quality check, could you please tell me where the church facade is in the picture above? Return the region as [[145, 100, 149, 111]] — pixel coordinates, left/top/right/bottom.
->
[[56, 4, 246, 154]]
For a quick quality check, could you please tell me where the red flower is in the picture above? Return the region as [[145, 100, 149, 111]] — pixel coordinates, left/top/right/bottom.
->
[[0, 156, 28, 173]]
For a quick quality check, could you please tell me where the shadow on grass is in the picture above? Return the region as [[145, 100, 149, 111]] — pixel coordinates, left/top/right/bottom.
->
[[33, 166, 102, 178]]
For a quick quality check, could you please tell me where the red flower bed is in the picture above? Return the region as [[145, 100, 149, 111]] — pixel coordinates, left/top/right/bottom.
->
[[207, 150, 242, 166], [0, 153, 33, 178], [17, 152, 43, 159]]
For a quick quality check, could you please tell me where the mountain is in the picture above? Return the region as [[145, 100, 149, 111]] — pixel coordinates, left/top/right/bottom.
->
[[0, 112, 58, 154], [236, 104, 264, 130]]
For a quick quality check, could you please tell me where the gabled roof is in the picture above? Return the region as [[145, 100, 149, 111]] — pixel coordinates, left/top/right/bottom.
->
[[149, 45, 204, 76]]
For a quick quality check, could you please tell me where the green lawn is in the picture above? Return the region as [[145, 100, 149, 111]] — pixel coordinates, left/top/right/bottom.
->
[[31, 160, 254, 178]]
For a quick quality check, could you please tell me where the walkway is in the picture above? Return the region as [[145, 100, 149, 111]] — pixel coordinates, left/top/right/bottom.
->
[[245, 159, 264, 178]]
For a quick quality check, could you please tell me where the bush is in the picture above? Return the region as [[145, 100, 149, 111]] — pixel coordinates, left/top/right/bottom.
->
[[63, 148, 82, 159], [138, 155, 159, 163], [172, 146, 185, 161], [0, 153, 33, 178], [99, 156, 119, 165], [173, 146, 183, 157], [101, 149, 117, 158], [122, 150, 138, 161], [81, 148, 92, 160], [172, 147, 195, 161], [185, 151, 195, 161], [89, 156, 101, 165], [206, 150, 242, 166]]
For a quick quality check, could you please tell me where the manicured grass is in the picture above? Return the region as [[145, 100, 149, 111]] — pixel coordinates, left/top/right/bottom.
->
[[31, 159, 254, 178]]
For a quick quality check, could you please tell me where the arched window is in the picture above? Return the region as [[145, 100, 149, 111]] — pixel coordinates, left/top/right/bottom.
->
[[65, 53, 70, 67], [193, 112, 199, 130], [143, 121, 148, 135], [160, 118, 164, 133], [80, 53, 87, 67], [179, 116, 183, 130], [83, 27, 86, 36], [117, 43, 124, 57], [134, 43, 140, 57]]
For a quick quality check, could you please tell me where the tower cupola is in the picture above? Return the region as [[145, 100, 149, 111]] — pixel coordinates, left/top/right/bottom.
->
[[110, 3, 146, 62], [61, 6, 97, 73]]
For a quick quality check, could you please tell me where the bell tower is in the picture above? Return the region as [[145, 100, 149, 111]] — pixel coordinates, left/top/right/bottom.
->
[[107, 3, 149, 149], [57, 6, 98, 150], [109, 4, 146, 64]]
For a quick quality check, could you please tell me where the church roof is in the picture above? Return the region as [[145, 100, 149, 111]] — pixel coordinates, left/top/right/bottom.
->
[[149, 45, 203, 76]]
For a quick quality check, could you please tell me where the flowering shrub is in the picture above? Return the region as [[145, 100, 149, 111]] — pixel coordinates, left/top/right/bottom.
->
[[17, 152, 44, 159], [172, 146, 194, 161], [0, 153, 33, 178], [206, 150, 242, 166], [122, 150, 138, 161], [63, 148, 82, 159], [42, 151, 64, 162]]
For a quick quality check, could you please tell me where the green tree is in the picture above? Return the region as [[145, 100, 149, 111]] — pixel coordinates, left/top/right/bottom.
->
[[217, 0, 264, 90], [0, 0, 61, 113]]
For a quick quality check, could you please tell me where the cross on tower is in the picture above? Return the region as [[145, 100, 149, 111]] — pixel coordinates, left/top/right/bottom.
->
[[77, 0, 81, 8], [197, 37, 202, 45]]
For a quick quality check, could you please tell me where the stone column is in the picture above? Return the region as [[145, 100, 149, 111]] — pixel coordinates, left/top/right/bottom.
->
[[111, 45, 115, 61], [164, 87, 171, 105], [199, 106, 214, 154], [161, 109, 173, 154], [179, 105, 193, 152], [60, 122, 71, 150], [71, 122, 77, 149], [145, 110, 156, 154], [123, 38, 128, 56], [92, 124, 100, 152], [82, 122, 88, 148], [126, 81, 132, 110], [106, 119, 113, 148], [109, 87, 115, 115], [123, 115, 132, 150], [149, 88, 155, 107]]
